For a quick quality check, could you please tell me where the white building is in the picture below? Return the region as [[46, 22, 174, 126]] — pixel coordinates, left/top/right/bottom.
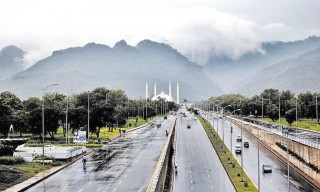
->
[[147, 82, 179, 103]]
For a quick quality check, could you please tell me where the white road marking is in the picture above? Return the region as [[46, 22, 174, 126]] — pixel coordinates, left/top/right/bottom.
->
[[78, 189, 83, 192], [112, 188, 117, 192], [124, 174, 127, 178]]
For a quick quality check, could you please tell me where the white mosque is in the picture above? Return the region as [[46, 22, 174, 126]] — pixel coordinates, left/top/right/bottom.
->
[[145, 82, 180, 104]]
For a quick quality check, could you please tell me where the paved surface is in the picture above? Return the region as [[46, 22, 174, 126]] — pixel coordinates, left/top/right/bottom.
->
[[25, 117, 174, 192], [207, 114, 317, 192], [174, 112, 235, 192]]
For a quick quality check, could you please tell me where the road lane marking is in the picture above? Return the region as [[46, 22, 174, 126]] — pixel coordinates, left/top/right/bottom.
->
[[112, 188, 117, 192], [78, 189, 83, 192], [119, 180, 122, 184], [124, 174, 127, 178]]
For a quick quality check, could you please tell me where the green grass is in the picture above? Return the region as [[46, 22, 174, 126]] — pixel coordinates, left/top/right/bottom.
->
[[257, 117, 320, 131], [0, 161, 65, 191], [197, 116, 258, 192]]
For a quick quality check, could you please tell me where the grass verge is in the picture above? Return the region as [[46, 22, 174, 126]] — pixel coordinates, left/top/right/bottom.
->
[[0, 161, 65, 191], [197, 116, 258, 192], [256, 117, 320, 131]]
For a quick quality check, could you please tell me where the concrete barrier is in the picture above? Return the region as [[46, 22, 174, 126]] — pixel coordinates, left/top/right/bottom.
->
[[228, 117, 320, 189], [146, 118, 176, 192]]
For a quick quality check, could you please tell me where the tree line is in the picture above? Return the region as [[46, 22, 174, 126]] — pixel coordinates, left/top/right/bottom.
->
[[0, 87, 178, 138], [201, 89, 320, 126]]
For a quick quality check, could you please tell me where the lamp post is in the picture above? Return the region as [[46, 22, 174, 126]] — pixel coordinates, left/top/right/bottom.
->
[[222, 105, 231, 142], [316, 93, 318, 130], [42, 83, 58, 166], [65, 88, 74, 145], [87, 91, 90, 140], [295, 97, 298, 127]]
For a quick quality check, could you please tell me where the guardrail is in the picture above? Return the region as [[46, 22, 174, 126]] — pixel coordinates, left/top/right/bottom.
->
[[146, 118, 176, 192]]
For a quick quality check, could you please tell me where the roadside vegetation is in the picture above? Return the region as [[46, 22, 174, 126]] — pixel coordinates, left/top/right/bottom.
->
[[257, 117, 319, 130], [201, 88, 320, 131], [0, 156, 65, 191], [197, 116, 258, 192], [0, 87, 178, 143]]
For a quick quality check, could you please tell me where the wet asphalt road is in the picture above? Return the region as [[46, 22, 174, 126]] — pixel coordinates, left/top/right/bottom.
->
[[26, 117, 175, 192], [174, 113, 235, 192], [208, 115, 317, 192]]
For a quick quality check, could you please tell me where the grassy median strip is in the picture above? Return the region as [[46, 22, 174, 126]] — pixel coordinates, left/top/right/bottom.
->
[[197, 116, 258, 192], [0, 159, 65, 191]]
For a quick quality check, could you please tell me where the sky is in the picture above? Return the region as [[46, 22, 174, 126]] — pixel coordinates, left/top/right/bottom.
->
[[0, 0, 319, 66]]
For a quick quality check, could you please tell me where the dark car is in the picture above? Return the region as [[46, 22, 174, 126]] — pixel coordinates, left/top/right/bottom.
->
[[244, 141, 249, 148], [164, 116, 167, 119], [262, 164, 272, 173], [236, 136, 242, 142], [187, 124, 191, 129], [235, 145, 241, 154]]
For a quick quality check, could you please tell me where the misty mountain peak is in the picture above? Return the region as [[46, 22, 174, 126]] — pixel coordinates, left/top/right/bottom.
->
[[114, 40, 128, 48], [84, 42, 111, 50], [0, 45, 26, 59]]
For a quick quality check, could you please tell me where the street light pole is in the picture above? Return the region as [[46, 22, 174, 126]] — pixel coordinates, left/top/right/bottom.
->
[[42, 83, 58, 166], [87, 91, 90, 140], [316, 93, 318, 130], [296, 98, 298, 127], [279, 93, 281, 125], [287, 137, 290, 192], [258, 126, 261, 191], [65, 88, 74, 145]]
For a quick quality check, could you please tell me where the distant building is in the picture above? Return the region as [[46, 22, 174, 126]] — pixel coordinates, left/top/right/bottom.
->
[[146, 81, 179, 103], [151, 91, 174, 102]]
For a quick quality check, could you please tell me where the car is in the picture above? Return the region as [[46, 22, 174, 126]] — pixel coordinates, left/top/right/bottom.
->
[[164, 116, 167, 119], [235, 145, 241, 154], [236, 135, 242, 142], [244, 141, 249, 148], [187, 124, 191, 129], [156, 123, 161, 128], [262, 164, 272, 173]]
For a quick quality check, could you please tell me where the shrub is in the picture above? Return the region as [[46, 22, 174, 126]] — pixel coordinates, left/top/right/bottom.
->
[[0, 156, 25, 165]]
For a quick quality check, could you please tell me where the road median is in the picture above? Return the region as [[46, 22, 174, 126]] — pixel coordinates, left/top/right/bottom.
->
[[197, 116, 258, 192]]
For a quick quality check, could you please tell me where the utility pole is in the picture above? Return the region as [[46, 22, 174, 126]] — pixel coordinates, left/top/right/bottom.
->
[[87, 91, 90, 140]]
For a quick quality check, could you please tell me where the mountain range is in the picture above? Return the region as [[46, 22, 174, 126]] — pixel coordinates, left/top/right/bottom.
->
[[237, 47, 320, 95], [0, 36, 319, 100], [203, 36, 320, 94], [0, 40, 223, 100]]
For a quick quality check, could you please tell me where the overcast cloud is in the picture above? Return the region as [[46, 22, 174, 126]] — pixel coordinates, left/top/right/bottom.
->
[[0, 0, 319, 66]]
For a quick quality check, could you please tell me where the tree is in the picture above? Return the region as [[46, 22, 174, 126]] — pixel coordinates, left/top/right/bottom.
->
[[0, 92, 23, 136], [267, 104, 279, 122], [43, 93, 65, 139], [285, 109, 296, 126], [23, 97, 42, 136], [0, 97, 11, 137]]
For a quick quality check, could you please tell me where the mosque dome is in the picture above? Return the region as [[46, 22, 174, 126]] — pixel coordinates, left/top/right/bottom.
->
[[151, 91, 174, 102]]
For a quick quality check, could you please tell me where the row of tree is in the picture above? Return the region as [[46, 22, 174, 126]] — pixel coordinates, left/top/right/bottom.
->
[[0, 87, 178, 138], [200, 89, 320, 125]]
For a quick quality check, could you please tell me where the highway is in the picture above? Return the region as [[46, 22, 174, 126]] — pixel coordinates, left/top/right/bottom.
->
[[174, 113, 235, 192], [208, 115, 317, 192], [26, 117, 175, 192]]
